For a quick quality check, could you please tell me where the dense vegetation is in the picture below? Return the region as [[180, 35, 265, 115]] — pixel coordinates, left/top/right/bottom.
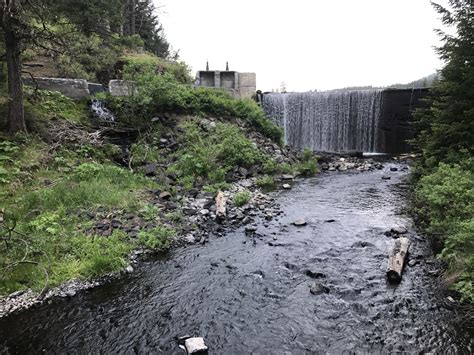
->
[[412, 0, 473, 302], [0, 1, 304, 296]]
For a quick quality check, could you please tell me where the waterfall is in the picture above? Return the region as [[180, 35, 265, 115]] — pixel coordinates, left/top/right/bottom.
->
[[262, 90, 383, 153], [90, 99, 116, 122]]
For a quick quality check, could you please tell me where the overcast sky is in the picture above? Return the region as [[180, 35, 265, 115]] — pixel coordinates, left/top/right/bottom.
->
[[156, 0, 444, 92]]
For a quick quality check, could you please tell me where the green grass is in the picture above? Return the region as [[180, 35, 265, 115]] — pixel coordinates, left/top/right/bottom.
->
[[0, 141, 170, 295]]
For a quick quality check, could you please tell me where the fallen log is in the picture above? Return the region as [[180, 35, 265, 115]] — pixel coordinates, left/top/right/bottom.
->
[[387, 237, 410, 283], [215, 191, 226, 220]]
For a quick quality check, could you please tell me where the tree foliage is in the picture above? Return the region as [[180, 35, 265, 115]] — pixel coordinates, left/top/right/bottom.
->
[[413, 0, 474, 172], [413, 0, 474, 302]]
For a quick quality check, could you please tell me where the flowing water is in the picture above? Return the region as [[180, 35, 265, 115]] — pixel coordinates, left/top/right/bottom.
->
[[0, 164, 472, 353], [90, 99, 116, 122], [262, 91, 383, 153]]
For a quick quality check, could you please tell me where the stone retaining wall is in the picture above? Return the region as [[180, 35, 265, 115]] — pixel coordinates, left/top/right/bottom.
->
[[23, 77, 90, 100]]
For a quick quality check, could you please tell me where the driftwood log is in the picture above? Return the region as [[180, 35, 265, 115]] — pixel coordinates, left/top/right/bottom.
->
[[387, 237, 410, 283], [215, 191, 226, 219]]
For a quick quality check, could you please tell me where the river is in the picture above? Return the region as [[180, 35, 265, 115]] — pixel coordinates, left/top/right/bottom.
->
[[1, 163, 472, 353]]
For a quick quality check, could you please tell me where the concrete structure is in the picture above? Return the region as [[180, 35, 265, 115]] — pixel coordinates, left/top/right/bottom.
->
[[108, 80, 136, 96], [196, 70, 256, 99], [22, 77, 90, 99], [379, 88, 430, 154]]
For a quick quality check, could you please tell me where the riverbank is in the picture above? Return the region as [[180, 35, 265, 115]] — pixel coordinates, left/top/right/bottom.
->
[[0, 145, 402, 319], [1, 160, 471, 353]]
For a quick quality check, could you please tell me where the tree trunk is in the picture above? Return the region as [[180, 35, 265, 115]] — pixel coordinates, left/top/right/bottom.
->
[[386, 237, 410, 283], [4, 30, 26, 134]]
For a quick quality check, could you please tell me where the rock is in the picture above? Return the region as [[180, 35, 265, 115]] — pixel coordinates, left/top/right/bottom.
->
[[159, 191, 172, 200], [381, 175, 391, 180], [310, 282, 329, 295], [165, 201, 178, 210], [184, 337, 208, 354], [293, 218, 307, 226], [325, 219, 336, 223], [125, 265, 134, 273], [195, 198, 213, 210], [144, 164, 158, 177], [282, 174, 295, 180], [188, 188, 199, 198], [199, 209, 210, 216], [447, 296, 455, 303], [238, 167, 249, 177], [390, 167, 398, 172], [351, 241, 375, 248], [282, 184, 291, 189], [184, 235, 196, 244], [328, 166, 336, 172], [391, 227, 408, 235], [304, 270, 326, 279], [338, 165, 347, 171], [245, 226, 257, 233], [408, 259, 419, 267]]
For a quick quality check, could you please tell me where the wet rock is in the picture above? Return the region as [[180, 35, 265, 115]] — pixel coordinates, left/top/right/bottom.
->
[[408, 259, 419, 267], [184, 337, 208, 354], [391, 227, 408, 235], [325, 219, 336, 223], [293, 218, 307, 226], [390, 167, 398, 172], [381, 175, 391, 180], [184, 235, 196, 244], [245, 226, 257, 233], [351, 241, 375, 248], [304, 269, 326, 279], [310, 282, 329, 295]]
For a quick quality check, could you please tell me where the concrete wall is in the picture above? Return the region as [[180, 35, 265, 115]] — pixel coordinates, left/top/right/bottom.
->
[[109, 80, 136, 96], [378, 88, 430, 154], [23, 77, 90, 99], [196, 71, 256, 99], [238, 72, 257, 99]]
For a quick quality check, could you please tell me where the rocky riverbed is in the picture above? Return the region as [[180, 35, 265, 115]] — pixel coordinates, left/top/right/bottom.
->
[[1, 160, 472, 353]]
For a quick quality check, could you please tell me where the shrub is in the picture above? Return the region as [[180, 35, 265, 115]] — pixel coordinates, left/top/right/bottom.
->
[[256, 175, 275, 189], [173, 121, 267, 185], [415, 161, 473, 235], [106, 64, 283, 142], [234, 191, 251, 207], [415, 160, 474, 301]]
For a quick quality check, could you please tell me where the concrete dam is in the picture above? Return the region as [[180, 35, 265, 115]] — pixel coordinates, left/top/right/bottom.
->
[[262, 88, 429, 154]]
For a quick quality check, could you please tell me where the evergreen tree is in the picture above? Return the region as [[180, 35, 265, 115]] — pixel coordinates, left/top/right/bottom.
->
[[413, 0, 474, 171]]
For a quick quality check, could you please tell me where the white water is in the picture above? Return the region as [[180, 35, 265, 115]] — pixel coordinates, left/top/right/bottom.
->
[[91, 99, 116, 122], [262, 90, 383, 153]]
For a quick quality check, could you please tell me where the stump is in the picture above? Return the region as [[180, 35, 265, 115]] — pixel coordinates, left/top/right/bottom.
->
[[215, 191, 226, 219], [387, 237, 410, 283]]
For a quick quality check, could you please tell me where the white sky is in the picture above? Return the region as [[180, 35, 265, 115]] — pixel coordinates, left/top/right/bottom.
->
[[156, 0, 444, 92]]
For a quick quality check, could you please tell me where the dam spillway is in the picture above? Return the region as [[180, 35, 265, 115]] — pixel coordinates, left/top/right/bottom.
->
[[262, 89, 429, 154]]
